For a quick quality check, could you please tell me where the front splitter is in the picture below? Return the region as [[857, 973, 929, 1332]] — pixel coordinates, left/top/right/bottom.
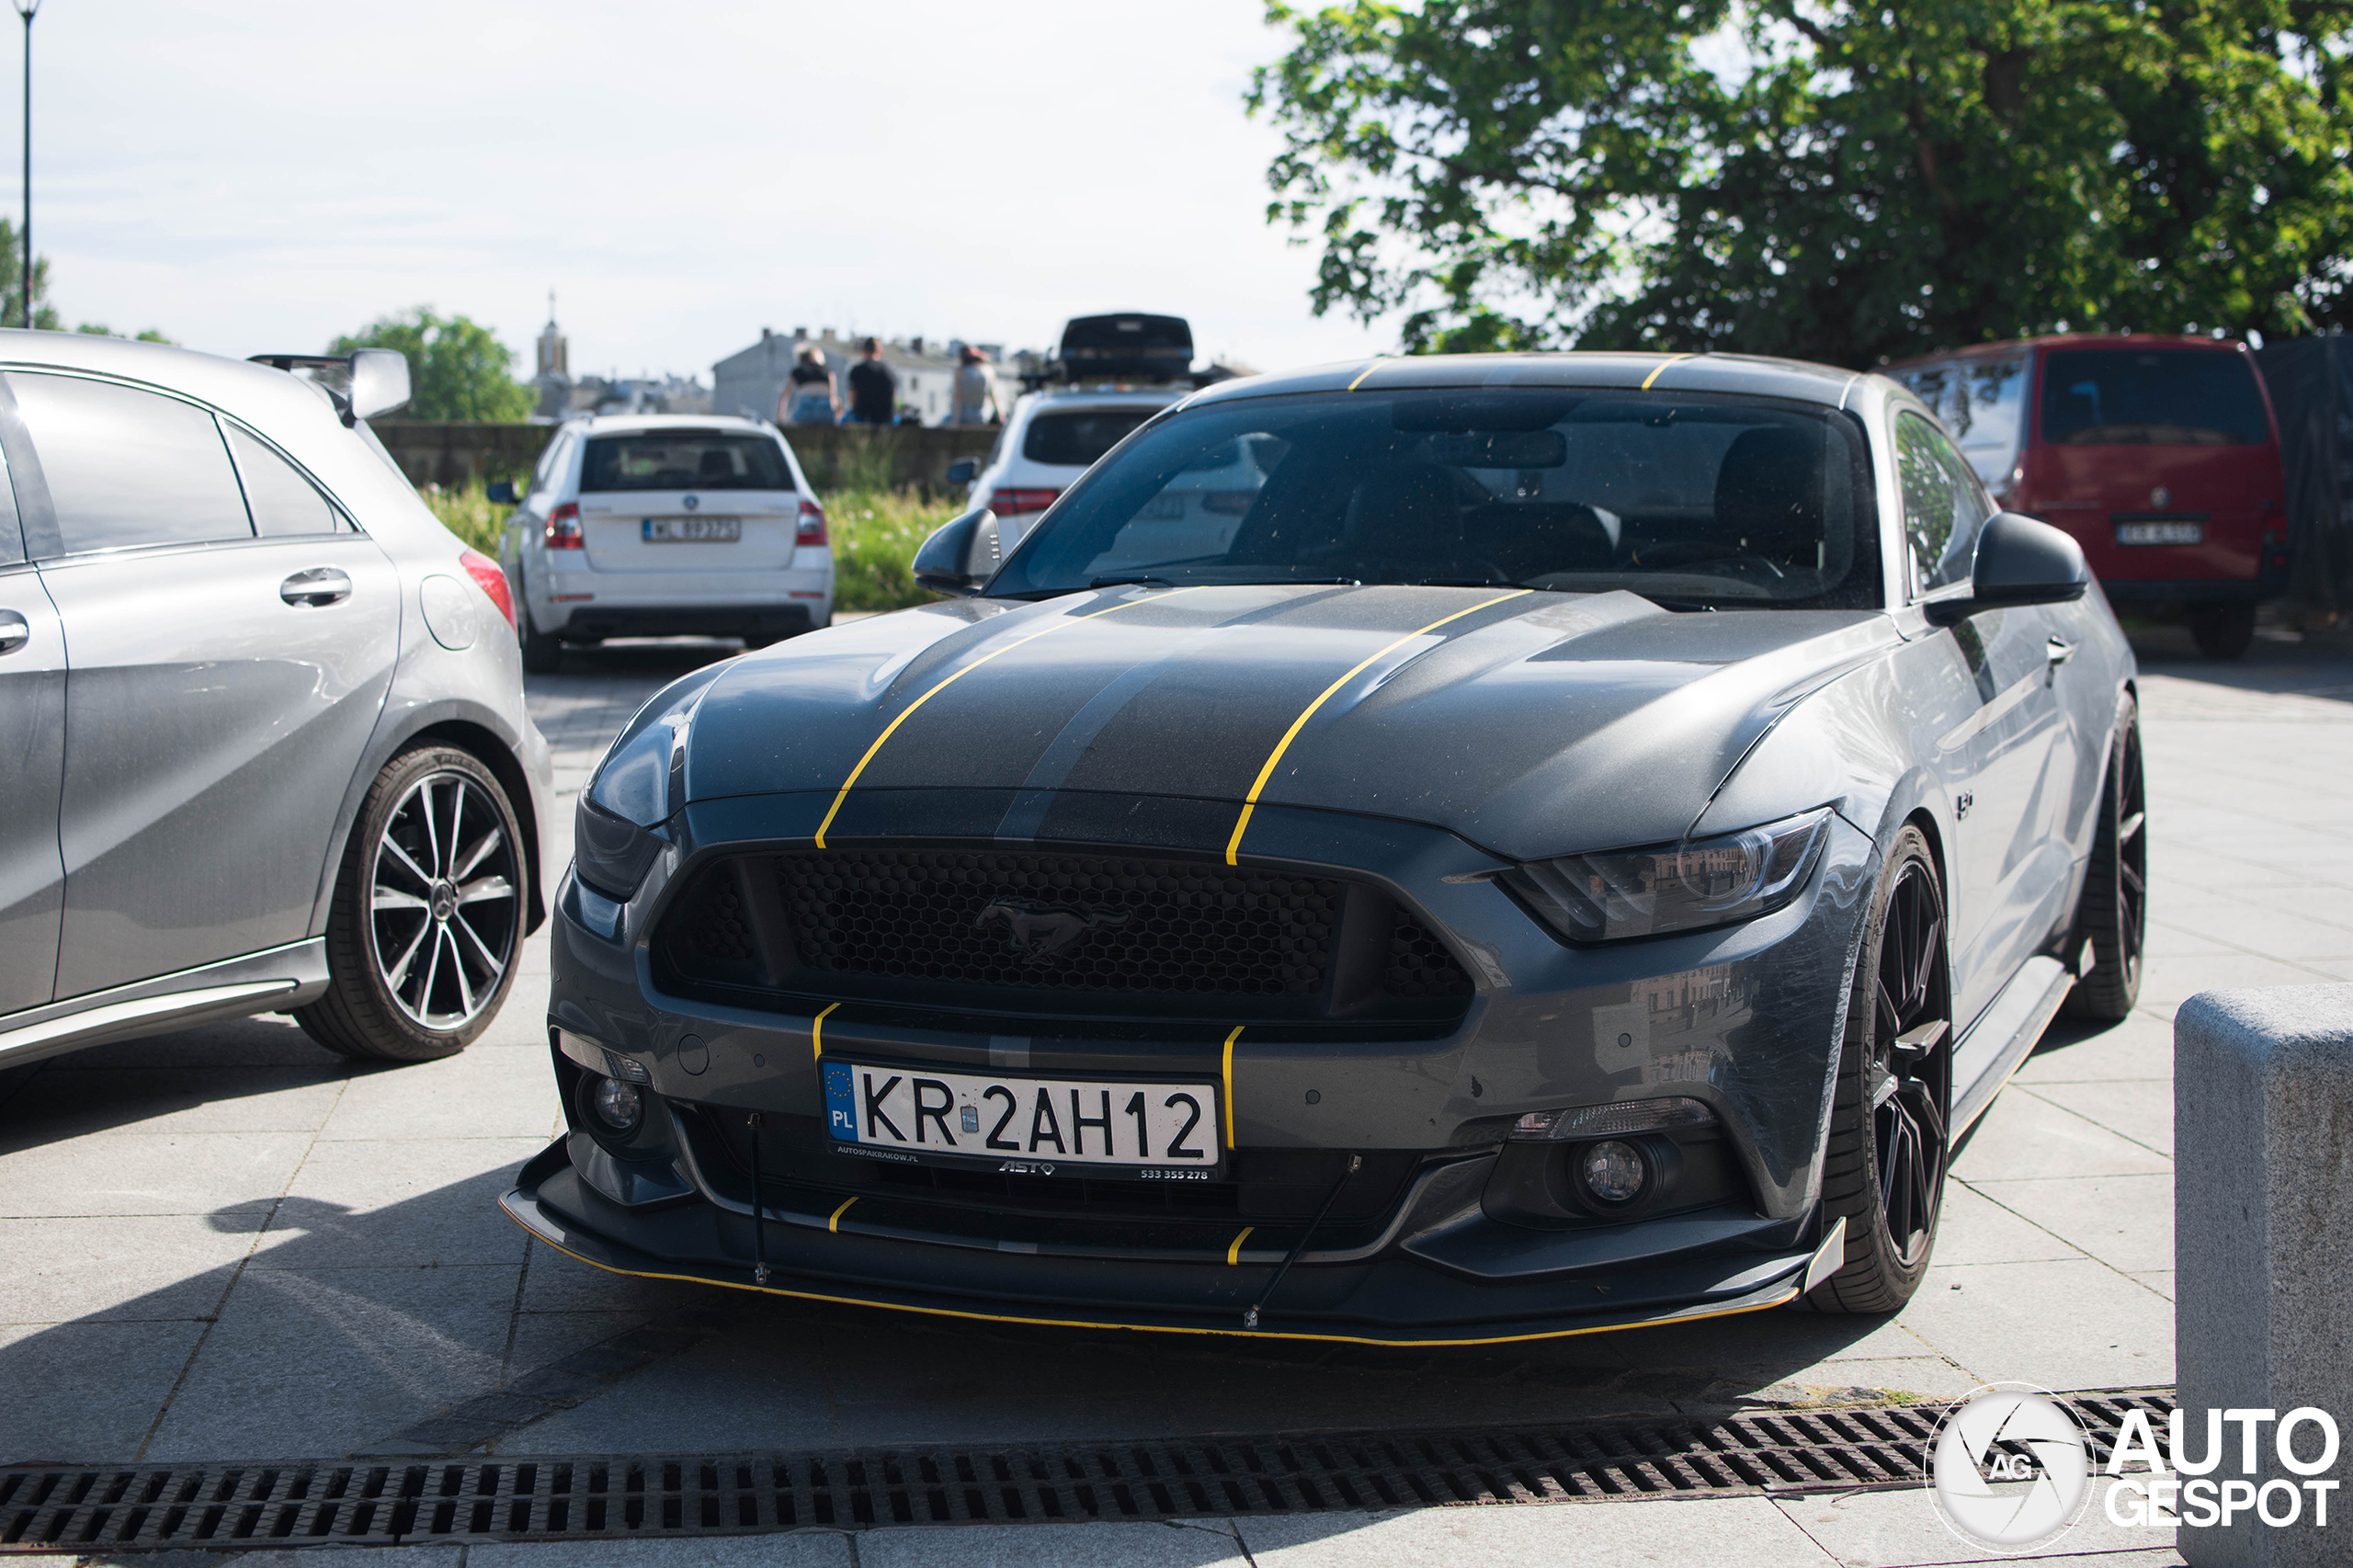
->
[[501, 1150, 1824, 1348]]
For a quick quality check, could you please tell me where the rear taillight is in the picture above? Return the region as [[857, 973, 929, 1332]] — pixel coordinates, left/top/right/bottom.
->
[[460, 548, 517, 628], [544, 502, 583, 550], [796, 498, 829, 548], [987, 487, 1061, 517]]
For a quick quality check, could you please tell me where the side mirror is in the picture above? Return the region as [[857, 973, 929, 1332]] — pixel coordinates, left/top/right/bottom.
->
[[1927, 511, 2090, 624], [944, 457, 980, 486], [347, 347, 412, 422], [485, 480, 517, 506], [912, 507, 1004, 597]]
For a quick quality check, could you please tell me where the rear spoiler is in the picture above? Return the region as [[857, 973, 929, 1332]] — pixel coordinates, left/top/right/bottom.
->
[[248, 348, 411, 426]]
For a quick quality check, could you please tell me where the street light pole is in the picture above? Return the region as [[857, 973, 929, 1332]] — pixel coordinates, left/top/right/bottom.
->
[[12, 0, 34, 332]]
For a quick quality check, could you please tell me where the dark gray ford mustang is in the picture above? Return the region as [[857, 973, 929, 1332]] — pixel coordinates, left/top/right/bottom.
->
[[505, 352, 2144, 1344]]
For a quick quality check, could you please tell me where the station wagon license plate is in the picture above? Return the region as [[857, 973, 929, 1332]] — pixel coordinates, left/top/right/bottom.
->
[[824, 1061, 1222, 1176], [642, 516, 741, 542], [2115, 519, 2202, 546]]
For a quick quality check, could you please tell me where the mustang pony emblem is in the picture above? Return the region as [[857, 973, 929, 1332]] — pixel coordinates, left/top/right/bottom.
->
[[974, 898, 1131, 961]]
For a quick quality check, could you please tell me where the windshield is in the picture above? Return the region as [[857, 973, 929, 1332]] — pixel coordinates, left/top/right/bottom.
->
[[580, 431, 794, 492], [987, 389, 1881, 607], [2038, 349, 2269, 446]]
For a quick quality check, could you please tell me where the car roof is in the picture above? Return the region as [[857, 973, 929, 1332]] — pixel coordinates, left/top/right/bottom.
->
[[1019, 386, 1190, 412], [1183, 351, 1864, 411], [0, 327, 348, 426], [1884, 334, 2253, 372], [564, 413, 778, 435]]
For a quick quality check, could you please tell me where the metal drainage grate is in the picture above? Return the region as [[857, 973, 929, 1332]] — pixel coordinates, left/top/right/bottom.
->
[[0, 1388, 2171, 1551]]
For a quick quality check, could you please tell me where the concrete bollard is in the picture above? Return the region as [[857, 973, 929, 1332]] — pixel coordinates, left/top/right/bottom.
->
[[2177, 985, 2353, 1568]]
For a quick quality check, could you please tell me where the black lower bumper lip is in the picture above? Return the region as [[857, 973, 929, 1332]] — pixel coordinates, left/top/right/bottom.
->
[[501, 1140, 1823, 1347]]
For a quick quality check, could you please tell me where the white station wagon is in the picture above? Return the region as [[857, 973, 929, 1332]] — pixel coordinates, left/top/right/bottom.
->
[[495, 415, 835, 673]]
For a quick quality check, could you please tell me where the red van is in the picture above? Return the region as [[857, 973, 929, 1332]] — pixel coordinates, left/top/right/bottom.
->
[[1887, 335, 2290, 657]]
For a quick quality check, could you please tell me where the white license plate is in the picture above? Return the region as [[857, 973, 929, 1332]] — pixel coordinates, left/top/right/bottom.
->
[[2116, 520, 2202, 546], [642, 516, 741, 542], [823, 1061, 1222, 1176]]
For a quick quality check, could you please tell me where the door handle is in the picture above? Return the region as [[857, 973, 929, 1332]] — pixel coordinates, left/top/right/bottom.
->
[[0, 608, 26, 654], [280, 567, 353, 608], [2046, 638, 2075, 666]]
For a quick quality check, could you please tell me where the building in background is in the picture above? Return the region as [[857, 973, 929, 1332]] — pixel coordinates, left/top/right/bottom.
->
[[533, 297, 571, 422], [712, 327, 975, 426], [532, 297, 710, 421]]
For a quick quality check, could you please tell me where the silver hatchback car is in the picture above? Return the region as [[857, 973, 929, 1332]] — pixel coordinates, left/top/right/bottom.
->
[[0, 333, 555, 1071]]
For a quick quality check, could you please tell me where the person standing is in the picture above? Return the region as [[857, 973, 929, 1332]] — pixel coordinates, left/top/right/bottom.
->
[[846, 336, 896, 426], [950, 345, 1002, 426], [779, 347, 838, 425]]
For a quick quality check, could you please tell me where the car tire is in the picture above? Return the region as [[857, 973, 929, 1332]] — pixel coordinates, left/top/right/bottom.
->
[[2188, 604, 2256, 660], [1801, 824, 1952, 1314], [2063, 699, 2146, 1021], [518, 600, 564, 675], [295, 745, 528, 1062]]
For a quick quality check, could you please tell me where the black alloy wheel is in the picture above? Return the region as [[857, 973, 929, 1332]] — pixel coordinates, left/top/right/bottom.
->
[[297, 745, 527, 1062], [2064, 699, 2146, 1021], [1802, 824, 1952, 1313]]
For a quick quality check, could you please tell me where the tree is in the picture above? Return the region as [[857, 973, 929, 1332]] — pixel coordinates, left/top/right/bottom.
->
[[1250, 1, 2353, 364], [0, 219, 61, 331], [331, 308, 533, 422]]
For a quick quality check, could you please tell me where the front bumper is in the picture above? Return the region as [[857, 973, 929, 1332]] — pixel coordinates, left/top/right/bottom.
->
[[519, 792, 1878, 1343]]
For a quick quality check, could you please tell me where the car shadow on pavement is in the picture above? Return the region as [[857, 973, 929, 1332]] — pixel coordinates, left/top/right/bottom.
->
[[0, 1016, 371, 1154], [534, 637, 745, 681], [0, 1142, 1911, 1466]]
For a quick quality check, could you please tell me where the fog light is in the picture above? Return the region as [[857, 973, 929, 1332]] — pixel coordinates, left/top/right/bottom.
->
[[590, 1075, 642, 1133], [1580, 1140, 1647, 1204]]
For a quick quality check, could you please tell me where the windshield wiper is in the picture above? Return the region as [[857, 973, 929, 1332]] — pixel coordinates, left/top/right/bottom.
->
[[1090, 574, 1177, 589]]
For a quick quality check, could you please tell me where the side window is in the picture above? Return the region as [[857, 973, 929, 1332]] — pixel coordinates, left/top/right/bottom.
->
[[223, 424, 345, 536], [529, 434, 568, 498], [10, 373, 253, 553], [1896, 411, 1994, 596]]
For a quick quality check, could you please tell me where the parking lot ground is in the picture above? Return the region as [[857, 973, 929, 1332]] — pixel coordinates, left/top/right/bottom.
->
[[11, 623, 2349, 1565]]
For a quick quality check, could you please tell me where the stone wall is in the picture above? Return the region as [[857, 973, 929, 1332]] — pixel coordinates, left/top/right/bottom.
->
[[367, 420, 996, 497]]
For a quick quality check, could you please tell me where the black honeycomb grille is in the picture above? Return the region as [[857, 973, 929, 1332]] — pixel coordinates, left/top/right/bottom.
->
[[776, 850, 1338, 998], [1387, 914, 1472, 998], [683, 876, 755, 963]]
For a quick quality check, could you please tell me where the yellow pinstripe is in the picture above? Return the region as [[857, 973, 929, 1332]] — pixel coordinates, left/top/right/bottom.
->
[[1641, 354, 1694, 391]]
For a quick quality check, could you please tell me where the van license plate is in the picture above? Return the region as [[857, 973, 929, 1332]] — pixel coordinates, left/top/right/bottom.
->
[[2116, 520, 2201, 546], [642, 517, 740, 542], [824, 1061, 1222, 1176]]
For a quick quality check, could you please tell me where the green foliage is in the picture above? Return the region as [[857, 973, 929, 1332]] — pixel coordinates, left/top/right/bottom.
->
[[415, 478, 511, 555], [0, 219, 56, 330], [1251, 0, 2353, 362], [333, 308, 533, 422], [73, 324, 175, 343], [829, 486, 955, 613]]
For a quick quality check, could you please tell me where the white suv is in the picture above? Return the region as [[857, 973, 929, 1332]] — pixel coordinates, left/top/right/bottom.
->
[[497, 415, 834, 673], [953, 387, 1189, 552]]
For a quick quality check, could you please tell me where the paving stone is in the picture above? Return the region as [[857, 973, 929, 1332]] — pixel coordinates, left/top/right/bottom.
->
[[141, 1264, 521, 1461], [249, 1138, 545, 1269], [0, 1131, 311, 1219], [1773, 1479, 2184, 1565], [2013, 1013, 2175, 1085], [862, 1521, 1243, 1568], [316, 1044, 563, 1142], [1896, 1259, 2176, 1390], [0, 1319, 204, 1464], [0, 1211, 262, 1324], [2018, 1079, 2174, 1157], [1238, 1495, 1833, 1565], [1935, 1178, 2086, 1266], [1972, 1175, 2173, 1274], [1950, 1092, 2172, 1183], [471, 1539, 852, 1567], [0, 1065, 349, 1141]]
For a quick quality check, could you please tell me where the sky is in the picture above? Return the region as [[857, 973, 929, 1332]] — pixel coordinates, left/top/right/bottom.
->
[[20, 0, 1394, 384]]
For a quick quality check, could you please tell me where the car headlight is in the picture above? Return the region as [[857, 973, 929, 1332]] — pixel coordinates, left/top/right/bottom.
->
[[1500, 808, 1832, 943], [574, 664, 728, 899]]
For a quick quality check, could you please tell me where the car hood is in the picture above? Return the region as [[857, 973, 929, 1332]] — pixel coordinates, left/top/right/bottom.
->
[[676, 585, 1897, 862]]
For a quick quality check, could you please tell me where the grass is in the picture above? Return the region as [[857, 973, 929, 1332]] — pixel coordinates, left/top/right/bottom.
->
[[413, 476, 952, 618]]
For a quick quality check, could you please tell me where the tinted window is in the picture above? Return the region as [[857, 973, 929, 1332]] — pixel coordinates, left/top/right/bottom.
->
[[1022, 410, 1154, 467], [12, 374, 253, 552], [992, 389, 1881, 608], [1894, 356, 2028, 487], [225, 424, 343, 536], [1897, 412, 1994, 594], [2039, 348, 2268, 445], [579, 431, 792, 493]]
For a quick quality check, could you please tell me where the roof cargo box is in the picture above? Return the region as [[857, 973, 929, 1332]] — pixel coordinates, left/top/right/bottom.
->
[[1058, 313, 1192, 383]]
